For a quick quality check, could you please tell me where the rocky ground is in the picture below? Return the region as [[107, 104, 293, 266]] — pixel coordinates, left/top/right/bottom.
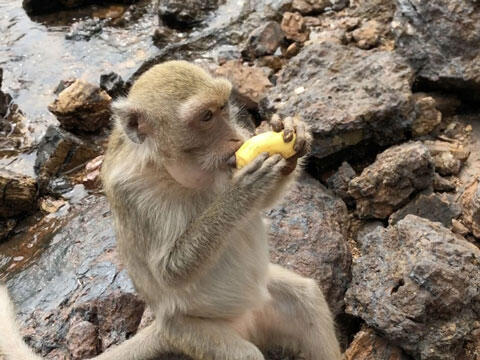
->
[[1, 0, 480, 359]]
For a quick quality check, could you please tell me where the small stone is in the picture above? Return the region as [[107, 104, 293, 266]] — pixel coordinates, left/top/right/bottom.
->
[[48, 79, 112, 134], [351, 20, 382, 50], [242, 22, 284, 59], [465, 124, 473, 132], [40, 197, 67, 214], [292, 0, 330, 15], [412, 95, 442, 137], [294, 86, 305, 95], [285, 42, 300, 58], [66, 321, 100, 360], [215, 61, 272, 110], [348, 142, 435, 219], [433, 173, 456, 192], [281, 12, 310, 43], [424, 140, 470, 176], [157, 0, 222, 29], [451, 219, 470, 236]]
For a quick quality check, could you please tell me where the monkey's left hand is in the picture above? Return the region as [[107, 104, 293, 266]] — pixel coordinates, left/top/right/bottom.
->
[[264, 114, 312, 175]]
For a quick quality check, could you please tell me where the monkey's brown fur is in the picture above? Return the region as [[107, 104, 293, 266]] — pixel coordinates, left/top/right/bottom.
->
[[0, 61, 341, 360]]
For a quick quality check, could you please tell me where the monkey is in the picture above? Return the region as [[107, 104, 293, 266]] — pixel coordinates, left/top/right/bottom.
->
[[0, 60, 341, 360]]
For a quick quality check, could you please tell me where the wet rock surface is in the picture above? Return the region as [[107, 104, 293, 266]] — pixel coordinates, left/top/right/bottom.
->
[[48, 79, 112, 134], [262, 42, 414, 159], [349, 142, 435, 219], [267, 174, 351, 315], [393, 0, 480, 98], [157, 0, 223, 29], [346, 215, 480, 360]]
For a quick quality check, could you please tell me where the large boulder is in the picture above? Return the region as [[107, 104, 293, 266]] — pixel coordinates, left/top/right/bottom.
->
[[267, 174, 351, 315], [261, 42, 415, 159], [345, 215, 480, 359], [348, 142, 435, 219], [393, 0, 480, 98]]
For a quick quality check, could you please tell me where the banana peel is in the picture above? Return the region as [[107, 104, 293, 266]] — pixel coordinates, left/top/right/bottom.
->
[[235, 131, 296, 169]]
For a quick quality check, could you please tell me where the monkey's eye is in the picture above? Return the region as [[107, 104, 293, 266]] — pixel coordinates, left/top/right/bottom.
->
[[202, 110, 213, 122]]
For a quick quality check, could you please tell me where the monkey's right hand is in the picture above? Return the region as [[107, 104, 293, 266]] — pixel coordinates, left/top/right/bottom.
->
[[231, 152, 286, 205]]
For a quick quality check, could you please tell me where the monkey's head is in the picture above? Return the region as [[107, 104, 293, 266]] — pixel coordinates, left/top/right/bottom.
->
[[112, 61, 245, 189]]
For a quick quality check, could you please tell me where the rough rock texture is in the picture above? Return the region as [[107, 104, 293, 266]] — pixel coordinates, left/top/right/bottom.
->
[[351, 20, 382, 49], [22, 0, 137, 15], [66, 321, 100, 360], [0, 169, 38, 218], [281, 12, 310, 43], [433, 173, 456, 193], [424, 140, 470, 176], [326, 161, 356, 206], [158, 0, 222, 29], [344, 327, 410, 360], [215, 61, 272, 109], [393, 0, 480, 98], [389, 192, 461, 227], [345, 215, 480, 360], [34, 125, 101, 181], [262, 42, 414, 159], [242, 22, 284, 59], [48, 79, 112, 133], [292, 0, 330, 14], [267, 174, 351, 315], [412, 94, 442, 137], [461, 180, 480, 238], [349, 142, 435, 219]]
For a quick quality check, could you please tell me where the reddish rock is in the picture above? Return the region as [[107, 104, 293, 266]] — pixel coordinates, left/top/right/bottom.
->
[[83, 155, 104, 189], [66, 321, 100, 360], [281, 12, 310, 43], [461, 179, 480, 238], [267, 174, 351, 315]]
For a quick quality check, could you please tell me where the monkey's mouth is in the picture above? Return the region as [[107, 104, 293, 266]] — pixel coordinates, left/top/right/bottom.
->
[[226, 155, 236, 168]]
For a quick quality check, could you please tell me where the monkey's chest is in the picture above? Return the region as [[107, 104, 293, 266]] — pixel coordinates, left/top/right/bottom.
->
[[183, 216, 270, 318]]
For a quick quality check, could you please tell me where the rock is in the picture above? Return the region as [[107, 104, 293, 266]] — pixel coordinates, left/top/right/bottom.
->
[[46, 177, 74, 197], [40, 197, 67, 214], [34, 126, 101, 182], [100, 72, 126, 99], [284, 42, 300, 58], [267, 174, 351, 315], [348, 142, 434, 219], [412, 94, 442, 137], [393, 0, 480, 98], [326, 161, 356, 206], [414, 92, 461, 118], [53, 79, 76, 96], [433, 173, 456, 192], [48, 79, 112, 134], [344, 327, 410, 360], [461, 180, 480, 238], [389, 192, 461, 227], [242, 22, 284, 60], [345, 215, 480, 360], [215, 61, 272, 110], [451, 219, 470, 237], [22, 0, 137, 15], [281, 12, 310, 43], [82, 155, 104, 189], [261, 42, 414, 160], [292, 0, 330, 14], [424, 140, 470, 176], [0, 169, 38, 218], [351, 20, 382, 49], [0, 218, 16, 242], [65, 19, 105, 41], [158, 0, 222, 29], [66, 321, 100, 360]]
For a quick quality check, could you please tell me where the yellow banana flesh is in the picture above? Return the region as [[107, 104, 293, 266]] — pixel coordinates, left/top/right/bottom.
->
[[235, 131, 296, 169]]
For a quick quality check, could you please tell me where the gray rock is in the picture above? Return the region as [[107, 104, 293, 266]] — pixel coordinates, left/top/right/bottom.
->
[[158, 0, 223, 29], [393, 0, 480, 99], [461, 180, 480, 239], [261, 42, 415, 159], [389, 192, 461, 227], [66, 18, 105, 41], [348, 142, 434, 219], [345, 215, 480, 360], [242, 21, 284, 59], [326, 161, 356, 206], [0, 169, 38, 218], [267, 174, 351, 315], [432, 173, 456, 193], [100, 72, 126, 99], [22, 0, 137, 15]]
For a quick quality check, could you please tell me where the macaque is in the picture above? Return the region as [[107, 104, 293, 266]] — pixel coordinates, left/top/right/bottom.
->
[[0, 61, 341, 360]]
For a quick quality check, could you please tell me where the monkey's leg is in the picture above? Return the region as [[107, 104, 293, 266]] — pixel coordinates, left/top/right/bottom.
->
[[252, 264, 341, 360], [163, 314, 265, 360]]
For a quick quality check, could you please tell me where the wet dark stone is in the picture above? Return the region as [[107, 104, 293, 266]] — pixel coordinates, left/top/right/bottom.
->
[[46, 177, 74, 197], [99, 72, 126, 99], [22, 0, 138, 16], [158, 0, 223, 29], [66, 18, 105, 41]]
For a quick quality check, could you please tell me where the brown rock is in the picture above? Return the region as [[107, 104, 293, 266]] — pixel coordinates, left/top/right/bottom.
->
[[281, 12, 310, 43], [461, 179, 480, 238], [433, 173, 456, 192], [215, 61, 272, 109], [284, 42, 300, 58], [66, 321, 100, 360], [326, 161, 356, 206], [243, 22, 284, 59], [48, 79, 112, 133], [83, 155, 104, 189], [348, 142, 434, 219], [412, 94, 442, 136], [351, 20, 382, 49], [292, 0, 330, 15], [0, 218, 16, 242], [267, 174, 351, 315], [451, 219, 470, 237], [0, 169, 37, 218], [424, 139, 470, 176], [344, 327, 410, 360]]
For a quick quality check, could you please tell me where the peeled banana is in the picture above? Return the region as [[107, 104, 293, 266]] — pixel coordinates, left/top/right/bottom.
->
[[235, 131, 296, 169]]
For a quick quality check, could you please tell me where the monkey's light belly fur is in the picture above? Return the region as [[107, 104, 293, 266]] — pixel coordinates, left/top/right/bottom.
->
[[235, 131, 296, 169]]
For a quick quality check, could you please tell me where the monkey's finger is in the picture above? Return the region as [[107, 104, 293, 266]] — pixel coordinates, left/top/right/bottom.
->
[[270, 114, 284, 132], [293, 119, 307, 155], [256, 154, 283, 176], [283, 116, 295, 142], [242, 152, 269, 174], [255, 121, 271, 135], [281, 157, 297, 175]]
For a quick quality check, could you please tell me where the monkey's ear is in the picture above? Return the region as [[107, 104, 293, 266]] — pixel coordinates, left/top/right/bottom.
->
[[112, 99, 149, 144]]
